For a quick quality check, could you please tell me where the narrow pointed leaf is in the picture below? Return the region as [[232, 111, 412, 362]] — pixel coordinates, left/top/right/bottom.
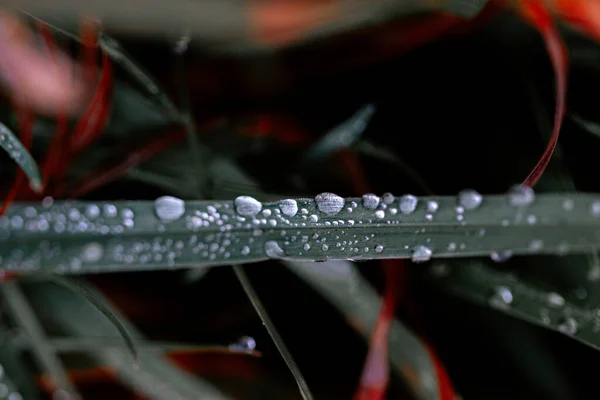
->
[[2, 192, 600, 274], [0, 122, 42, 193], [428, 258, 600, 351]]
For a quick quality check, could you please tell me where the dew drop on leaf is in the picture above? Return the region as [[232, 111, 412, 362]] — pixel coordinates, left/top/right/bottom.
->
[[81, 243, 104, 263], [85, 205, 100, 219], [230, 336, 256, 351], [489, 286, 513, 308], [315, 192, 344, 215], [374, 244, 384, 253], [154, 196, 185, 222], [234, 196, 262, 217], [426, 201, 439, 213], [508, 185, 535, 207], [547, 292, 565, 308], [457, 189, 482, 210], [399, 195, 418, 215], [558, 317, 578, 335], [279, 199, 298, 217], [590, 201, 600, 217], [411, 245, 432, 263], [490, 250, 513, 263], [362, 194, 380, 209], [382, 192, 394, 205], [264, 240, 285, 258]]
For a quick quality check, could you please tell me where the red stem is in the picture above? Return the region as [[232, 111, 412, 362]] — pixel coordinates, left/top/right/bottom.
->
[[518, 1, 568, 188]]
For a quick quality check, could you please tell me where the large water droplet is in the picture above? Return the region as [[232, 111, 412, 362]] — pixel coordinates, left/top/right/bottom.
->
[[279, 199, 298, 217], [81, 243, 104, 263], [457, 189, 482, 210], [155, 196, 185, 222], [547, 292, 565, 308], [411, 245, 432, 263], [85, 205, 100, 219], [489, 286, 513, 308], [399, 195, 418, 214], [508, 185, 535, 207], [490, 250, 513, 263], [426, 201, 439, 213], [264, 241, 285, 258], [230, 336, 256, 351], [374, 244, 384, 253], [590, 201, 600, 217], [235, 196, 262, 217], [382, 193, 394, 205], [315, 192, 344, 215], [558, 317, 578, 335], [362, 194, 380, 209]]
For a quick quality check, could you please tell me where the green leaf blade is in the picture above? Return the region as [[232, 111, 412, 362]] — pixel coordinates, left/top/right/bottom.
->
[[0, 122, 42, 193]]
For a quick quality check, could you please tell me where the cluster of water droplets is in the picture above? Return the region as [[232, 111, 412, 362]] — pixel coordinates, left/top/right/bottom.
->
[[4, 182, 600, 271]]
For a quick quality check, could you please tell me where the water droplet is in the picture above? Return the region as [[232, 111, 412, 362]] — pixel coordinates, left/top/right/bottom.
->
[[103, 204, 118, 218], [374, 244, 384, 253], [426, 201, 439, 213], [303, 243, 311, 251], [85, 205, 100, 219], [590, 201, 600, 217], [155, 196, 185, 222], [489, 286, 513, 308], [508, 185, 535, 207], [81, 243, 104, 263], [447, 242, 457, 251], [380, 193, 394, 205], [174, 34, 191, 54], [411, 245, 432, 263], [315, 192, 344, 215], [399, 195, 418, 214], [558, 317, 578, 335], [322, 244, 329, 251], [547, 292, 565, 308], [562, 199, 574, 211], [279, 199, 298, 217], [241, 246, 250, 255], [362, 194, 380, 209], [309, 214, 319, 223], [490, 250, 513, 263], [235, 196, 262, 217], [42, 196, 54, 208], [230, 336, 256, 351], [264, 241, 285, 258], [529, 239, 544, 252], [375, 210, 385, 219], [527, 215, 537, 224], [457, 189, 482, 210]]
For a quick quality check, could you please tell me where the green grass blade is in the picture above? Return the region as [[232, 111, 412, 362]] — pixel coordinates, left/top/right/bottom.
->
[[0, 122, 42, 193], [3, 192, 600, 274], [46, 275, 138, 366], [428, 258, 600, 351]]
